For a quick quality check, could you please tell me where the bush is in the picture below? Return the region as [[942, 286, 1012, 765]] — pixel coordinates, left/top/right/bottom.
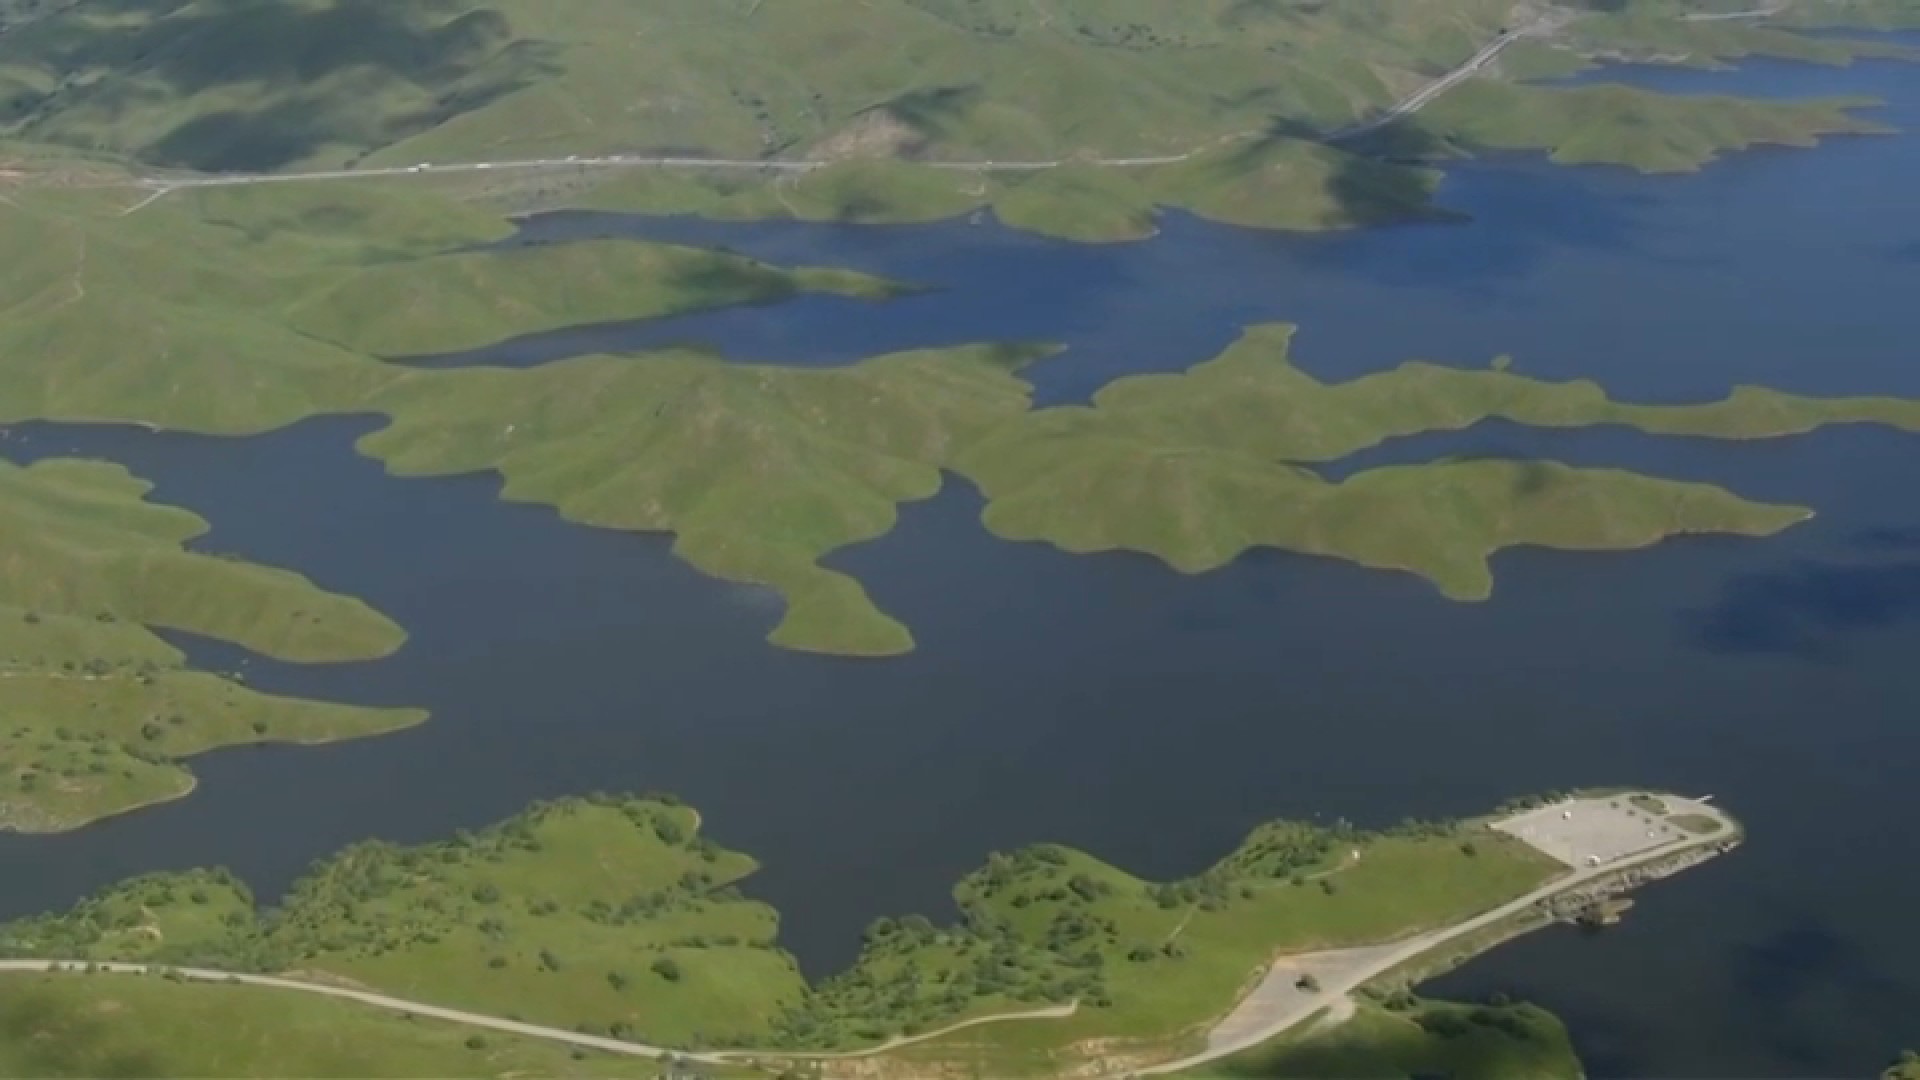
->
[[652, 955, 683, 982], [465, 1035, 487, 1051]]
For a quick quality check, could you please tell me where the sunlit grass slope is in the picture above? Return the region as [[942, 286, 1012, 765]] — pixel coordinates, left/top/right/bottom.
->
[[953, 323, 1920, 596], [1420, 82, 1891, 172], [0, 796, 807, 1048], [2, 0, 1900, 234], [1183, 999, 1582, 1080], [0, 970, 668, 1078], [0, 185, 902, 431], [0, 457, 421, 833], [0, 0, 1511, 171], [0, 792, 1578, 1069], [359, 344, 1049, 655]]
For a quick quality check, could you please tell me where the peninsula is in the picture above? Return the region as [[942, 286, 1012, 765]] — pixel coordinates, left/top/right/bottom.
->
[[0, 789, 1737, 1076]]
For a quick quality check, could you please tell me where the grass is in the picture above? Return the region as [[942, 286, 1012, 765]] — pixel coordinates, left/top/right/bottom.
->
[[1558, 10, 1920, 71], [1, 0, 1900, 234], [1629, 794, 1669, 816], [1416, 81, 1892, 173], [1182, 999, 1582, 1080], [0, 184, 905, 432], [576, 141, 1452, 241], [1670, 813, 1725, 835], [951, 323, 1920, 600], [779, 818, 1563, 1070], [1, 793, 1581, 1071], [0, 795, 810, 1049], [0, 970, 671, 1078], [357, 343, 1051, 656], [0, 457, 423, 833], [9, 190, 1920, 656], [288, 237, 903, 357]]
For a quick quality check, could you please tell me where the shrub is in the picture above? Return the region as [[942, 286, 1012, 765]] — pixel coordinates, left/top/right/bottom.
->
[[652, 955, 683, 982]]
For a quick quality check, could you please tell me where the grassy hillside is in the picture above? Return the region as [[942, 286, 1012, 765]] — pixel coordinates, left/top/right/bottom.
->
[[1183, 999, 1582, 1080], [7, 189, 1920, 656], [796, 821, 1561, 1071], [0, 0, 1903, 234], [0, 457, 421, 833], [1418, 82, 1890, 173], [0, 185, 902, 432], [952, 323, 1920, 599], [0, 795, 810, 1049], [0, 791, 1594, 1072], [358, 343, 1050, 656], [0, 970, 669, 1078], [0, 0, 1509, 172]]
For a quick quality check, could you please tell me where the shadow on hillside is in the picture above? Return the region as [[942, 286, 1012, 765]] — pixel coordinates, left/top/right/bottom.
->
[[1219, 113, 1460, 228], [5, 0, 562, 170]]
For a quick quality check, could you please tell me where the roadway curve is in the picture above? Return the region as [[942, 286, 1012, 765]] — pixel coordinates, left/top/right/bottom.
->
[[1327, 15, 1556, 143], [0, 961, 694, 1061], [1136, 798, 1737, 1076], [0, 799, 1733, 1076], [113, 17, 1558, 207], [0, 959, 1073, 1067]]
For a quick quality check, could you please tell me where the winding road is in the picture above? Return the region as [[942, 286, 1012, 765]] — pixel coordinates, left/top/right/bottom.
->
[[0, 798, 1733, 1075], [111, 14, 1558, 210], [1137, 796, 1735, 1076]]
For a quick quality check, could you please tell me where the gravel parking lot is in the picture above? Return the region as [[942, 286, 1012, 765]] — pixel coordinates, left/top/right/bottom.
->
[[1494, 795, 1706, 867]]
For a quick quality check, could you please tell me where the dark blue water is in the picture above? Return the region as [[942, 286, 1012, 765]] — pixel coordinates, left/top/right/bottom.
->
[[1, 46, 1917, 1078]]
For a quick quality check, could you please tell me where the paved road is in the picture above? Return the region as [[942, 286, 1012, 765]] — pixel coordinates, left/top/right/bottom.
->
[[0, 799, 1731, 1074], [112, 17, 1550, 205], [1683, 2, 1791, 21], [1135, 797, 1735, 1076], [0, 960, 694, 1062], [1327, 17, 1550, 143], [127, 147, 1200, 200], [0, 959, 1074, 1066]]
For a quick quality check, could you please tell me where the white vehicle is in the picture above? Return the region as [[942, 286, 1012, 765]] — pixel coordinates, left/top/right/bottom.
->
[[474, 163, 493, 170]]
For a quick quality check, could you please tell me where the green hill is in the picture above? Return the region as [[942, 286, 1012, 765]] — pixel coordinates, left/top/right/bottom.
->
[[0, 970, 669, 1079], [0, 0, 1905, 235], [0, 790, 1602, 1072], [0, 456, 422, 833]]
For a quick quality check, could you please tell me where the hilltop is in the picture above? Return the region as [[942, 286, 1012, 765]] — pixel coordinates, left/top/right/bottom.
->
[[0, 788, 1731, 1075], [0, 0, 1911, 234]]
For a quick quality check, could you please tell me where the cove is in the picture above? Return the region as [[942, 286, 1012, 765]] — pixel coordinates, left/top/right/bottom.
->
[[1, 42, 1917, 1079]]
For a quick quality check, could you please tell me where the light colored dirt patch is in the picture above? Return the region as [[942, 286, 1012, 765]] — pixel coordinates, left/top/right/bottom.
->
[[809, 110, 926, 160], [275, 968, 378, 992]]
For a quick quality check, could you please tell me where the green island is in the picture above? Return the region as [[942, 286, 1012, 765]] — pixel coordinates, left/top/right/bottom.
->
[[10, 180, 1920, 657], [0, 788, 1737, 1077], [0, 454, 422, 833]]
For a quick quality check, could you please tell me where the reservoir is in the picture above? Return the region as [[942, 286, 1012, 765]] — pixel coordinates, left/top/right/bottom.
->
[[2, 43, 1917, 1077]]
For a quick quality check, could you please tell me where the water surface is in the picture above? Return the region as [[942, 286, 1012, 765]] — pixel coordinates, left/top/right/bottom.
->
[[3, 46, 1918, 1078]]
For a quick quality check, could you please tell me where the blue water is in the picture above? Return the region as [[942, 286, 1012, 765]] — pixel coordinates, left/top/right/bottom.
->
[[1, 45, 1917, 1078]]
